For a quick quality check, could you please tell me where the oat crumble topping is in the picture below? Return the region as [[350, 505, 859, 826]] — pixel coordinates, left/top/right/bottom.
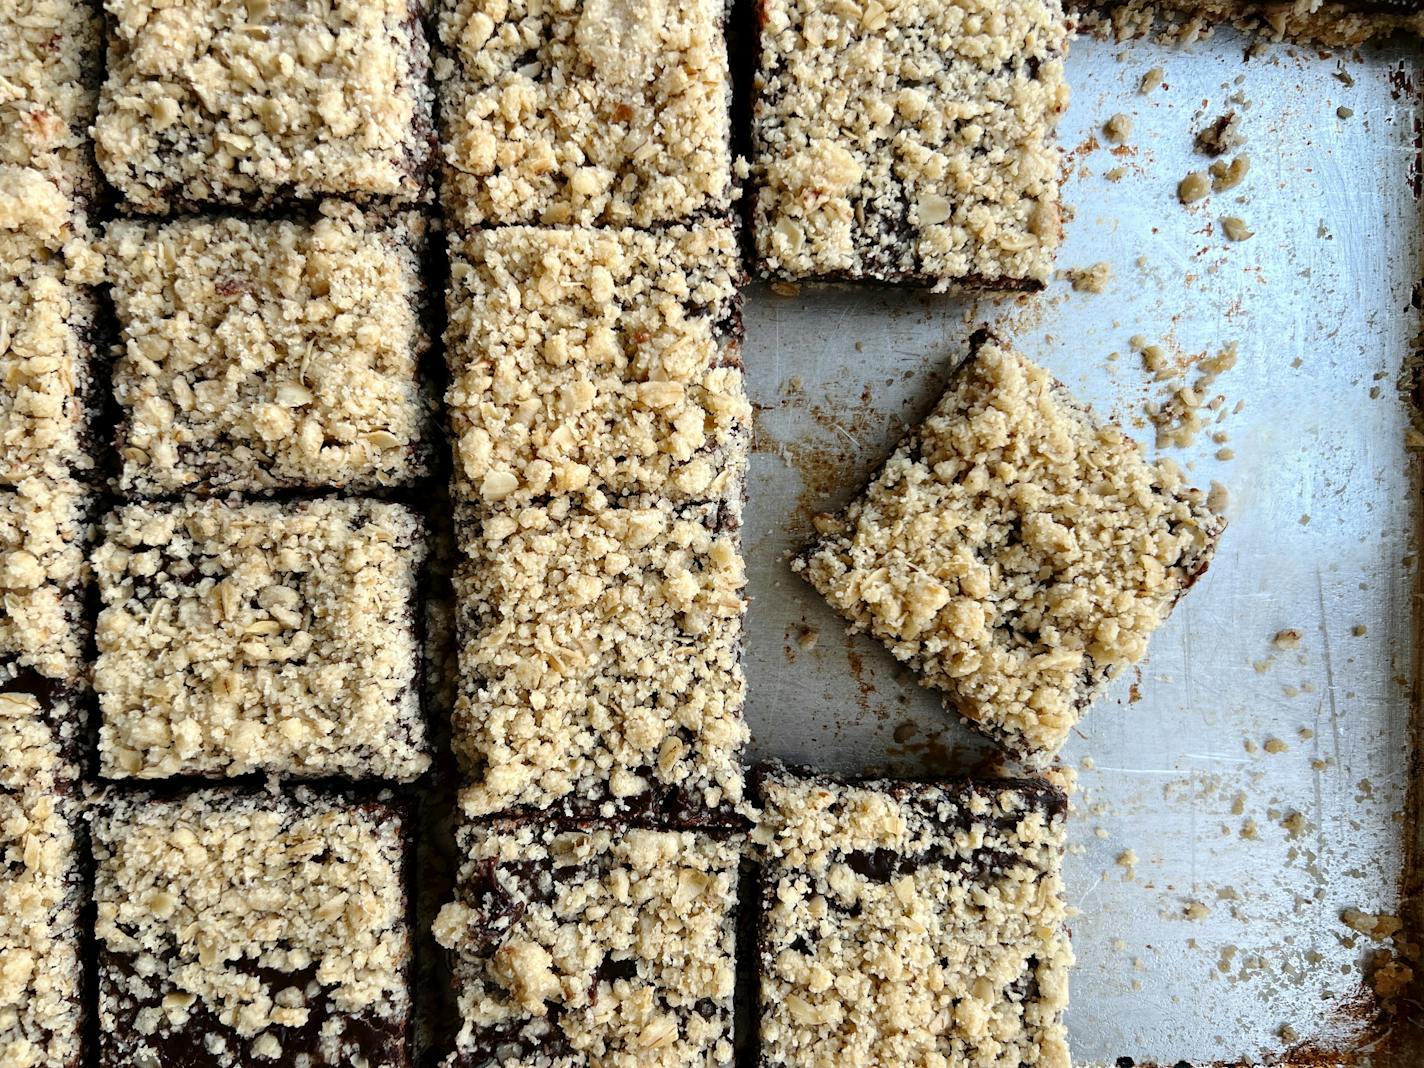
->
[[94, 790, 412, 1068], [0, 700, 81, 1068], [1, 477, 88, 683], [454, 493, 747, 819], [753, 770, 1072, 1068], [94, 498, 430, 781], [433, 819, 739, 1067], [751, 0, 1070, 289], [446, 223, 747, 507], [107, 203, 430, 495], [0, 166, 98, 483], [0, 0, 101, 201], [95, 0, 434, 212], [435, 0, 734, 228], [794, 334, 1223, 764]]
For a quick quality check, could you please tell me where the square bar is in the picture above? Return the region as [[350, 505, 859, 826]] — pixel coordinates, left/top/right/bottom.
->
[[445, 223, 747, 507], [0, 168, 100, 484], [1, 476, 89, 686], [434, 816, 740, 1067], [0, 696, 83, 1068], [0, 0, 102, 202], [751, 0, 1069, 289], [794, 331, 1223, 765], [94, 498, 430, 781], [436, 0, 734, 228], [454, 493, 747, 822], [95, 0, 434, 212], [94, 789, 413, 1068], [108, 205, 431, 496], [753, 767, 1072, 1068]]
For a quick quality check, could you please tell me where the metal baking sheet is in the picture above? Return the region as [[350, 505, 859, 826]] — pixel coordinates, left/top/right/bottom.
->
[[741, 27, 1421, 1065]]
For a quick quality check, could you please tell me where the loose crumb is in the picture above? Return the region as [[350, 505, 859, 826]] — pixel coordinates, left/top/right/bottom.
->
[[1337, 106, 1354, 120], [1207, 481, 1229, 513], [1194, 113, 1243, 157], [1139, 67, 1164, 94], [1103, 113, 1133, 145], [1184, 901, 1210, 921], [1352, 624, 1368, 637], [1209, 155, 1250, 192], [1064, 262, 1112, 293], [1273, 629, 1303, 650], [1263, 737, 1289, 754], [1178, 171, 1211, 204], [1221, 216, 1254, 241]]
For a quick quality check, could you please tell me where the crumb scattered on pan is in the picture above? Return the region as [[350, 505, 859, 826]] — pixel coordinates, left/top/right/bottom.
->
[[1106, 166, 1127, 182], [1221, 216, 1254, 241], [1337, 106, 1354, 120], [1352, 624, 1368, 637], [1140, 66, 1164, 94], [770, 281, 801, 297], [1063, 262, 1112, 293], [1207, 481, 1229, 513], [1178, 170, 1210, 204], [1263, 737, 1289, 754], [1137, 339, 1238, 449], [1103, 113, 1133, 144], [1273, 628, 1303, 650], [1210, 155, 1250, 192], [1244, 737, 1260, 755], [794, 625, 818, 651], [1240, 818, 1259, 840], [1194, 112, 1242, 157], [1342, 909, 1404, 941], [1184, 900, 1210, 920]]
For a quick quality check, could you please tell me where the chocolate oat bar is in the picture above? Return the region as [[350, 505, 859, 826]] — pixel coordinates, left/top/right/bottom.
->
[[436, 0, 734, 228], [0, 0, 102, 203], [434, 815, 740, 1067], [0, 696, 84, 1068], [0, 168, 101, 484], [95, 0, 434, 212], [753, 767, 1072, 1068], [94, 499, 430, 781], [445, 223, 747, 507], [1, 476, 89, 686], [453, 493, 747, 822], [794, 332, 1223, 765], [108, 204, 431, 495], [751, 0, 1069, 290], [93, 789, 413, 1068]]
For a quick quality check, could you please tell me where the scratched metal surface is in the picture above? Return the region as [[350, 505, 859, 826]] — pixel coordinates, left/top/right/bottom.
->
[[740, 28, 1421, 1065]]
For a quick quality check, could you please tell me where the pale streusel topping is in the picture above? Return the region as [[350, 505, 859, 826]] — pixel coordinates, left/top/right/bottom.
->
[[0, 0, 101, 200], [454, 493, 747, 819], [95, 0, 433, 212], [94, 499, 430, 781], [94, 791, 410, 1068], [446, 223, 747, 507], [1077, 0, 1424, 47], [795, 336, 1222, 765], [0, 166, 99, 484], [0, 477, 88, 682], [0, 699, 81, 1068], [754, 771, 1072, 1068], [752, 0, 1069, 289], [436, 0, 733, 227], [434, 821, 739, 1067], [107, 203, 430, 495]]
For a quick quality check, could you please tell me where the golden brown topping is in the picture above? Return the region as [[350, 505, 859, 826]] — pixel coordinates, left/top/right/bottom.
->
[[454, 493, 747, 818], [436, 0, 733, 227], [94, 498, 430, 780], [0, 477, 88, 681], [95, 0, 433, 211], [752, 0, 1069, 288], [445, 224, 746, 506], [94, 791, 410, 1068], [754, 771, 1071, 1068], [795, 335, 1222, 763], [435, 820, 739, 1066], [108, 204, 430, 495]]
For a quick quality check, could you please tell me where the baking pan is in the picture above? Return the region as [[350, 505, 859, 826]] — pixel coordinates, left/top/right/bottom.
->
[[740, 25, 1423, 1066]]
